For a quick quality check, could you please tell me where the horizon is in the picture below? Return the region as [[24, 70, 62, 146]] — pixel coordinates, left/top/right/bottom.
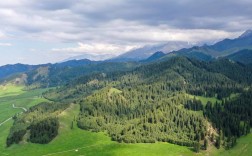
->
[[0, 0, 251, 65]]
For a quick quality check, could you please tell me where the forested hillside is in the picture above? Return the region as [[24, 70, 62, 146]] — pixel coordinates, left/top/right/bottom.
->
[[25, 61, 139, 88], [22, 56, 251, 152]]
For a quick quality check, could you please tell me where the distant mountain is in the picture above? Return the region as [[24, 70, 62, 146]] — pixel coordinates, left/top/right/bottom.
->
[[109, 41, 195, 62], [226, 49, 252, 64], [0, 64, 43, 81], [54, 59, 98, 68], [2, 30, 252, 84], [239, 29, 252, 38], [210, 31, 252, 55], [25, 61, 140, 88], [166, 30, 252, 59], [63, 53, 115, 62], [141, 51, 166, 62], [110, 29, 252, 62], [0, 59, 99, 82]]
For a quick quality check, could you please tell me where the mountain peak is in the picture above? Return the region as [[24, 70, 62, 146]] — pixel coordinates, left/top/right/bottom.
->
[[239, 29, 252, 38]]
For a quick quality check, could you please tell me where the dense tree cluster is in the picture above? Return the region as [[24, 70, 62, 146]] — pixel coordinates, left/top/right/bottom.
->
[[78, 87, 206, 146], [6, 130, 26, 147], [204, 89, 252, 148], [184, 98, 203, 111], [30, 118, 59, 144]]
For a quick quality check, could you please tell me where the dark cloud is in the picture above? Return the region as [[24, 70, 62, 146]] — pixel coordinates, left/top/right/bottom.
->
[[31, 0, 76, 10], [74, 0, 252, 30]]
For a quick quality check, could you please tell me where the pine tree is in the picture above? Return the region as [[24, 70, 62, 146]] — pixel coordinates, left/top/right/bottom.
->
[[204, 139, 208, 150], [216, 136, 221, 149], [194, 142, 201, 153]]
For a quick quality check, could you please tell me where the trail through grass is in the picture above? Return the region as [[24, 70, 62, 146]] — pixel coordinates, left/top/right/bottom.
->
[[0, 84, 50, 155]]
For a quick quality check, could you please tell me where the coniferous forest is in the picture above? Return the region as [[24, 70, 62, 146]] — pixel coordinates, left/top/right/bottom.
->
[[6, 56, 252, 152]]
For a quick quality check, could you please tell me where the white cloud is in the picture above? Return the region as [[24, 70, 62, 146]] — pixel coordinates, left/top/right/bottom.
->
[[51, 42, 138, 56], [0, 43, 12, 46]]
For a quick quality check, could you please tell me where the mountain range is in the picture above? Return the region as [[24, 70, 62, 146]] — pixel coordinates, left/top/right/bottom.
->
[[108, 41, 196, 62], [1, 30, 252, 84], [164, 30, 252, 61], [2, 30, 252, 155]]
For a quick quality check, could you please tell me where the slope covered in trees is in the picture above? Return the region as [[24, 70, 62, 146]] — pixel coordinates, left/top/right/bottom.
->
[[5, 56, 252, 154], [36, 57, 252, 150]]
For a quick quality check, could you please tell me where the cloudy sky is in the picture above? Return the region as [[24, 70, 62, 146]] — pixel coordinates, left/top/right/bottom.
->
[[0, 0, 251, 65]]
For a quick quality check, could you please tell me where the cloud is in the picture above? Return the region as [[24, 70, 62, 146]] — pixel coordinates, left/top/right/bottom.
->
[[0, 0, 251, 65], [0, 43, 12, 46], [51, 42, 137, 56], [0, 0, 250, 43]]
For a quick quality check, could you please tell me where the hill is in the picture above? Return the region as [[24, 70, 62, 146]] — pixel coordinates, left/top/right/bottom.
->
[[0, 64, 42, 81], [226, 49, 252, 64], [141, 51, 166, 62], [42, 57, 252, 149]]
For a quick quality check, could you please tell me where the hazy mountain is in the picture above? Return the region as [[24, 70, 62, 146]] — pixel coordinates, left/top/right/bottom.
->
[[63, 53, 115, 62], [141, 51, 166, 62], [108, 30, 252, 63], [54, 59, 98, 68], [239, 29, 252, 38], [166, 30, 252, 59], [0, 64, 44, 80], [109, 41, 195, 62]]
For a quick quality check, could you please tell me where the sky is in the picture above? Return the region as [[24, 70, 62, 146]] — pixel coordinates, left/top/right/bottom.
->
[[0, 0, 252, 65]]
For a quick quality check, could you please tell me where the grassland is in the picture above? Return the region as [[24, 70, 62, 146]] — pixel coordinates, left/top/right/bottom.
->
[[0, 84, 49, 124], [0, 84, 24, 97], [0, 84, 49, 156], [185, 93, 221, 105], [213, 133, 252, 156], [0, 85, 251, 156], [186, 93, 241, 105]]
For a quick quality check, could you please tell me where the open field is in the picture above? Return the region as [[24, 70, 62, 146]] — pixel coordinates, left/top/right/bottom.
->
[[185, 93, 221, 105]]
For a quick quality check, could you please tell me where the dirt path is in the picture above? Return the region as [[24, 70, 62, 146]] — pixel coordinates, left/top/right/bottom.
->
[[12, 104, 27, 112], [0, 117, 12, 127], [0, 104, 27, 127]]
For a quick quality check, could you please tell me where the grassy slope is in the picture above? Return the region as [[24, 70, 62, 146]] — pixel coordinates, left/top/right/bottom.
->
[[213, 133, 252, 156], [0, 85, 49, 156], [0, 85, 49, 123], [0, 84, 24, 97], [186, 93, 240, 105], [186, 93, 221, 105]]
